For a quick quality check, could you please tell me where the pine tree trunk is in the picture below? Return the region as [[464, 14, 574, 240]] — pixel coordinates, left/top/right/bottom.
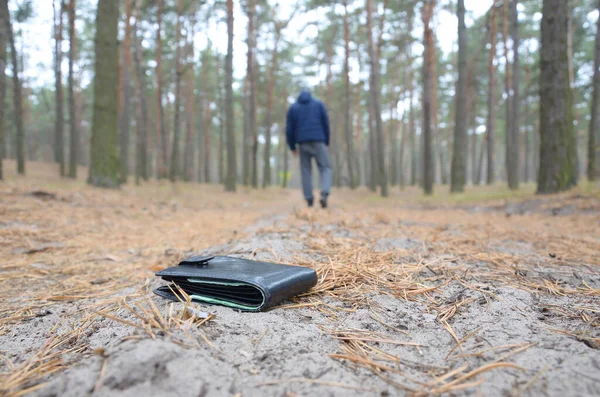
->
[[217, 55, 224, 184], [502, 0, 513, 186], [224, 0, 236, 192], [343, 0, 357, 188], [204, 95, 212, 183], [486, 0, 498, 185], [244, 0, 256, 186], [263, 29, 281, 188], [117, 0, 133, 182], [3, 0, 24, 175], [587, 0, 600, 181], [567, 7, 580, 184], [451, 0, 468, 192], [537, 0, 576, 193], [409, 67, 417, 186], [183, 19, 195, 182], [422, 0, 435, 195], [399, 111, 407, 188], [67, 0, 77, 179], [169, 0, 183, 182], [0, 0, 4, 180], [366, 0, 388, 197], [155, 0, 167, 178], [89, 0, 120, 188], [508, 0, 520, 189], [355, 82, 363, 186], [132, 1, 148, 183], [389, 101, 397, 186], [53, 0, 65, 177], [367, 96, 377, 191]]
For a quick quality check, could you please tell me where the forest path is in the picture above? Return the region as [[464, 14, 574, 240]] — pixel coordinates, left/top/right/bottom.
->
[[0, 163, 599, 396]]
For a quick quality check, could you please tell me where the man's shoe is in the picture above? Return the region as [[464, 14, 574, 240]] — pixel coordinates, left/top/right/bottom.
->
[[320, 195, 328, 209], [307, 198, 314, 208]]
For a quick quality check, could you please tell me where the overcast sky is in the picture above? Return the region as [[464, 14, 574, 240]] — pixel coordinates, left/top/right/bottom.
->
[[23, 0, 493, 88]]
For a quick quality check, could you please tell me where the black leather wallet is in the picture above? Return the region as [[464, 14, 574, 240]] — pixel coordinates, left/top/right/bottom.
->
[[154, 255, 318, 311]]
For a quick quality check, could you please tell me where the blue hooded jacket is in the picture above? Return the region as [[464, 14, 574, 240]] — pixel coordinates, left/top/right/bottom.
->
[[286, 90, 330, 151]]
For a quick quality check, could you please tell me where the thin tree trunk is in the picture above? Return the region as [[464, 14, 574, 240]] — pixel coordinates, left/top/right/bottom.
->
[[224, 0, 236, 192], [0, 0, 5, 179], [537, 0, 576, 193], [204, 93, 212, 183], [155, 0, 167, 178], [183, 18, 195, 182], [422, 0, 435, 195], [508, 0, 520, 189], [588, 0, 600, 181], [343, 0, 357, 188], [451, 0, 468, 192], [169, 0, 183, 182], [2, 1, 24, 174], [216, 54, 224, 184], [389, 100, 397, 186], [366, 0, 388, 197], [524, 64, 531, 182], [132, 0, 148, 183], [567, 7, 580, 183], [399, 109, 407, 188], [53, 0, 65, 177], [409, 66, 416, 186], [244, 0, 256, 186], [367, 93, 377, 191], [486, 0, 498, 185], [89, 0, 120, 187], [118, 0, 133, 182], [263, 25, 284, 188], [502, 0, 513, 186], [355, 81, 363, 186], [67, 0, 78, 179]]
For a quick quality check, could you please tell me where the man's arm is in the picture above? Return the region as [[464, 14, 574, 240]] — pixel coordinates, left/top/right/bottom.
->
[[286, 105, 296, 151], [320, 102, 330, 146]]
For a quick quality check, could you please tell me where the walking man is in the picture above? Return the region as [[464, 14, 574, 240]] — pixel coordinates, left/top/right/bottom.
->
[[286, 88, 333, 208]]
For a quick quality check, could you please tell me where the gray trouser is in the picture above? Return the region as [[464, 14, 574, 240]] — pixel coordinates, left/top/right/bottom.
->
[[298, 142, 332, 201]]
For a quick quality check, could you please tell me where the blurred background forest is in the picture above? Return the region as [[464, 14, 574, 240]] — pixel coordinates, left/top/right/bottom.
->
[[0, 0, 598, 196]]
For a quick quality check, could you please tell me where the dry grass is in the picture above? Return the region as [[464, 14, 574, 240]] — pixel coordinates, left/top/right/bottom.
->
[[0, 161, 295, 396], [0, 161, 599, 396]]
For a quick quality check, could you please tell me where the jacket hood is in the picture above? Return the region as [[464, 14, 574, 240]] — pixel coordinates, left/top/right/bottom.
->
[[298, 91, 313, 104]]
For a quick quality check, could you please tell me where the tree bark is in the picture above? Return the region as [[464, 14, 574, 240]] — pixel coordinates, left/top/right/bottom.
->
[[389, 99, 398, 186], [224, 0, 236, 192], [422, 0, 435, 195], [355, 81, 363, 186], [117, 0, 133, 182], [409, 64, 416, 187], [366, 0, 388, 197], [588, 0, 600, 181], [398, 106, 407, 188], [263, 22, 285, 188], [66, 0, 77, 178], [53, 0, 65, 177], [451, 0, 468, 192], [169, 0, 183, 182], [155, 0, 167, 178], [89, 0, 120, 188], [183, 18, 195, 182], [201, 49, 212, 183], [2, 0, 24, 174], [343, 0, 357, 188], [508, 0, 520, 189], [486, 0, 498, 185], [244, 0, 256, 186], [537, 0, 576, 193], [501, 0, 513, 186], [132, 0, 148, 183]]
